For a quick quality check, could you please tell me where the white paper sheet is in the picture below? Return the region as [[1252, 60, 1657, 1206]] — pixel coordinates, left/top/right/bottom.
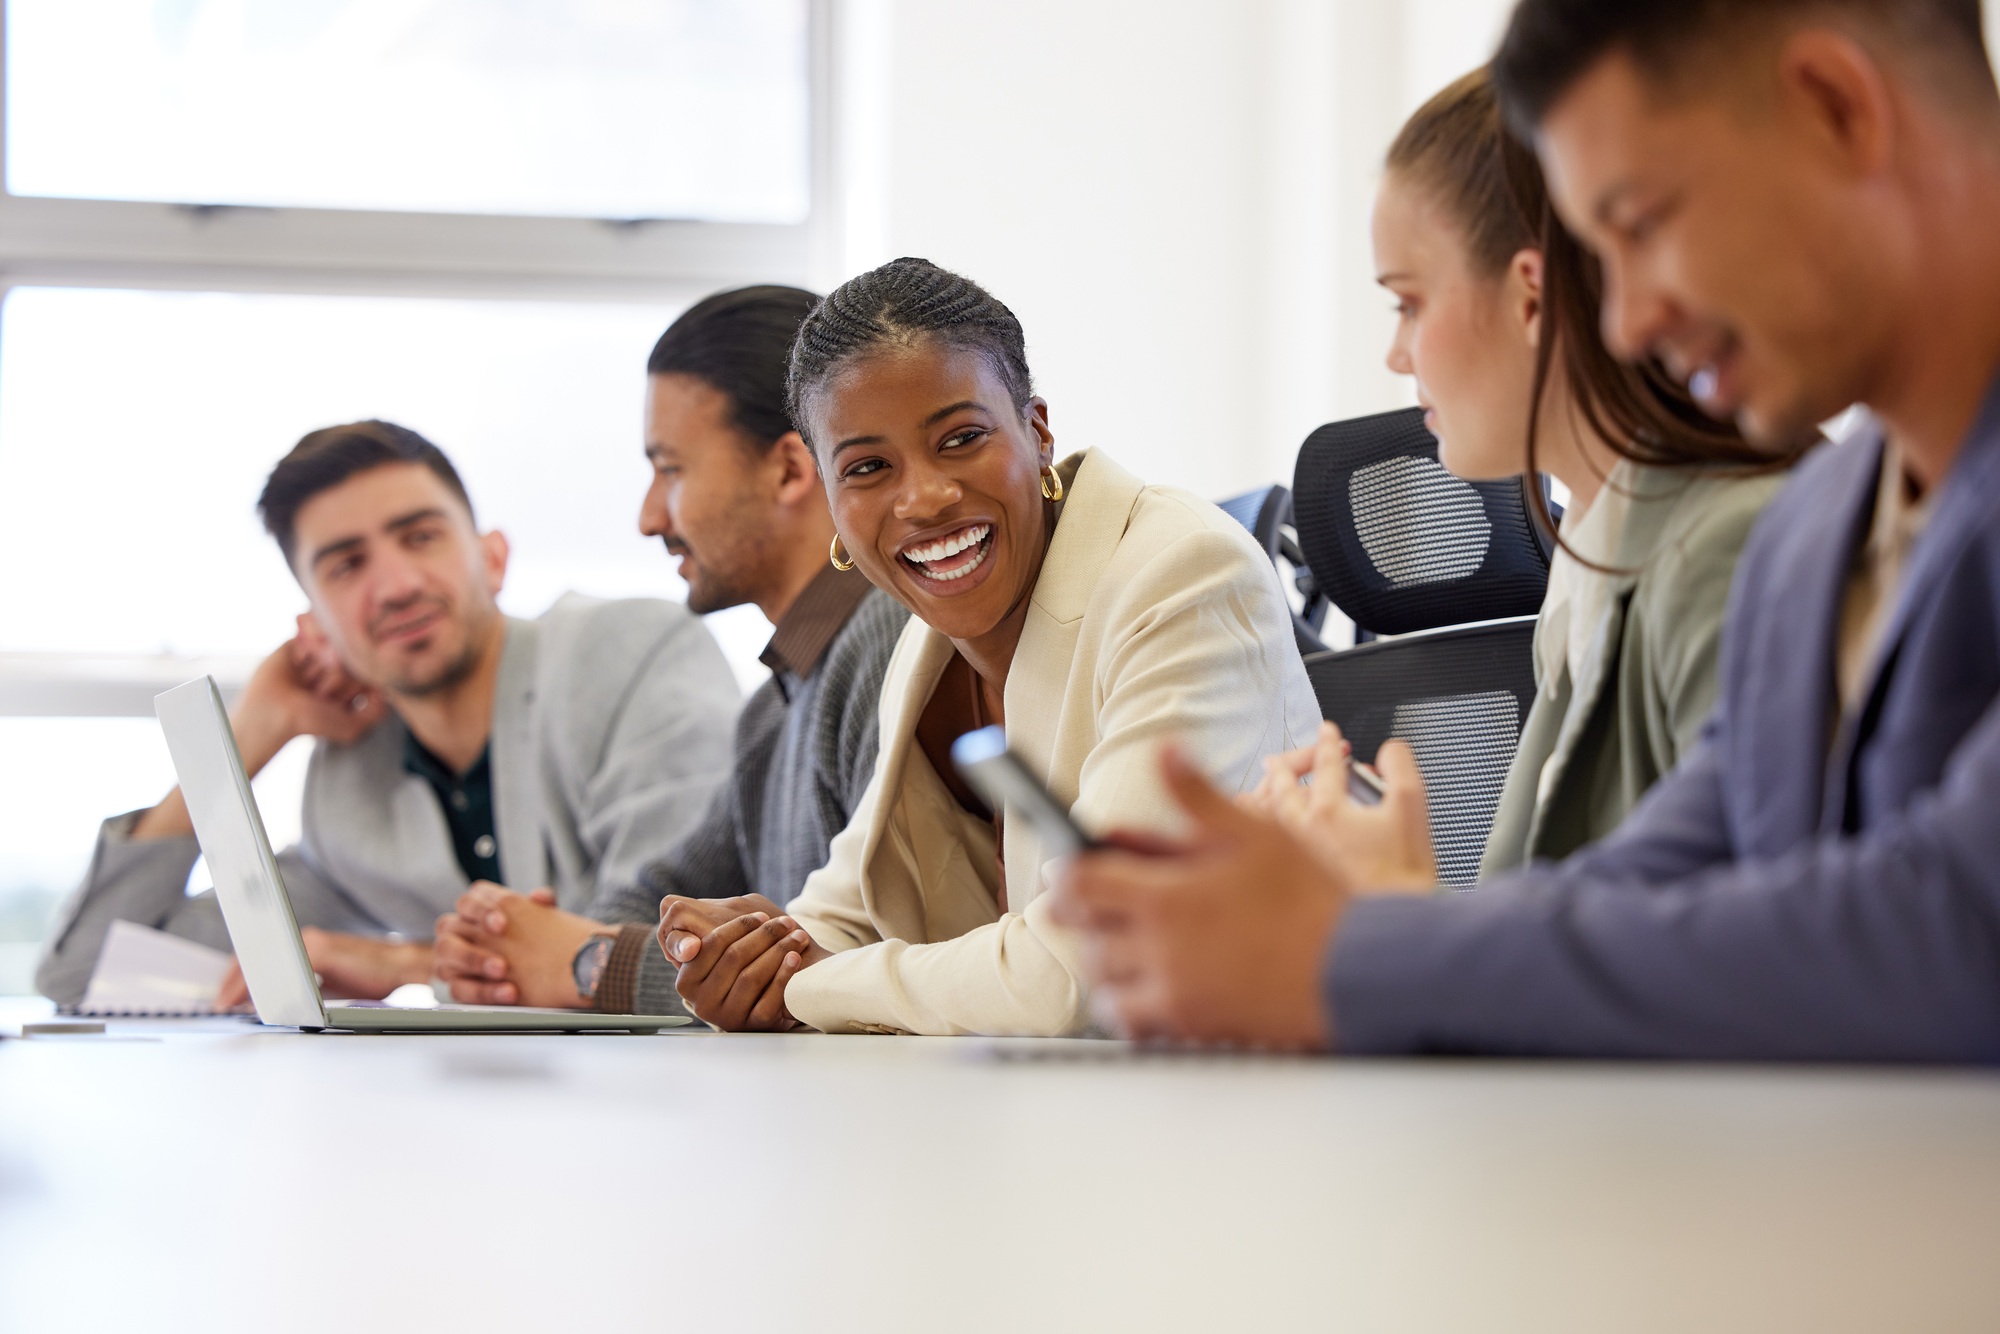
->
[[75, 919, 232, 1016]]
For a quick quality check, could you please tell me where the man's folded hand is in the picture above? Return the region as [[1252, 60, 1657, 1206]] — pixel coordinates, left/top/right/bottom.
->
[[433, 882, 602, 1009]]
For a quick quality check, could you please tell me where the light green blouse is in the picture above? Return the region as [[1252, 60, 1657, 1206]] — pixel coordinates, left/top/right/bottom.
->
[[1478, 463, 1786, 877]]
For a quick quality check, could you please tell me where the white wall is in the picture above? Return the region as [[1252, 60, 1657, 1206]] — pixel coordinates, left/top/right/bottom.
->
[[824, 0, 1515, 501]]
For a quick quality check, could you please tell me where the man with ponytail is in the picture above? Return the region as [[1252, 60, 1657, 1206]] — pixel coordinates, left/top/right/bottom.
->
[[430, 286, 911, 1016]]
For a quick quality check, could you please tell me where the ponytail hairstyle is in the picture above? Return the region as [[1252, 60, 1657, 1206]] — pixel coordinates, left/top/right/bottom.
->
[[1385, 68, 1792, 545], [786, 257, 1034, 456], [647, 285, 820, 453]]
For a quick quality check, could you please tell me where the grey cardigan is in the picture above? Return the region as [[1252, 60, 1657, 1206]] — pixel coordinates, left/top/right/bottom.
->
[[35, 594, 741, 1007], [1479, 465, 1785, 876]]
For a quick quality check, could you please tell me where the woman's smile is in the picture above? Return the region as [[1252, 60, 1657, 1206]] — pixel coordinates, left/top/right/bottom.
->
[[896, 520, 998, 596], [803, 331, 1055, 650]]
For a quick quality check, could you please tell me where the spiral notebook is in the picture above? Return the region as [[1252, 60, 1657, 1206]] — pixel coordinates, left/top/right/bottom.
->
[[68, 919, 234, 1017]]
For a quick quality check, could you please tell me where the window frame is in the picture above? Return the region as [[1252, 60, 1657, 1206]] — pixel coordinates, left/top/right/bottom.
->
[[0, 0, 834, 717]]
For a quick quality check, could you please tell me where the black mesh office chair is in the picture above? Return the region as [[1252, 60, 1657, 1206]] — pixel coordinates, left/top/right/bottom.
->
[[1291, 407, 1554, 886], [1215, 483, 1333, 657], [1293, 407, 1552, 634]]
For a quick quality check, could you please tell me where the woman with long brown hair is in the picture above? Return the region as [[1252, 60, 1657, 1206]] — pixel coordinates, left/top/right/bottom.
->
[[1252, 66, 1809, 882]]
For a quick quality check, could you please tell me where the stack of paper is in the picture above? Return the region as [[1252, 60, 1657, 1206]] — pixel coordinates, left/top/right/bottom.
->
[[73, 919, 234, 1016]]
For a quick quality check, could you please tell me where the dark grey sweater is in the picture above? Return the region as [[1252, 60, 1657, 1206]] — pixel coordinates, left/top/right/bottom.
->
[[586, 579, 909, 1014]]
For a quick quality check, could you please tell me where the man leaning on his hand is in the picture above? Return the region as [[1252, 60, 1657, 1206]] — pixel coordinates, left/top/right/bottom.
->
[[35, 420, 741, 1009]]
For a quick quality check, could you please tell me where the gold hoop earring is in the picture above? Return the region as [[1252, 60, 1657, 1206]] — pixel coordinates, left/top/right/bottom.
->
[[829, 535, 856, 572], [1040, 465, 1064, 503]]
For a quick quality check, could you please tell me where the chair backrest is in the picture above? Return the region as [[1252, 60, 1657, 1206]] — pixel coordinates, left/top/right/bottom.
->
[[1292, 406, 1552, 636], [1215, 483, 1332, 657], [1304, 618, 1538, 887]]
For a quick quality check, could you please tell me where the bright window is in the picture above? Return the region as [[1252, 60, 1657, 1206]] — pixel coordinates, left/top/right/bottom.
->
[[5, 0, 811, 223], [0, 286, 701, 655], [0, 288, 779, 992], [0, 0, 810, 994], [0, 719, 313, 995]]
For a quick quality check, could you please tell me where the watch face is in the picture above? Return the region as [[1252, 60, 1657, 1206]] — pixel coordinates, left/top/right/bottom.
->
[[573, 935, 613, 999]]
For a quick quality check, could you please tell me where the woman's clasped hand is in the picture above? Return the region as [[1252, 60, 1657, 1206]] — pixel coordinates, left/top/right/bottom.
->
[[658, 894, 834, 1030]]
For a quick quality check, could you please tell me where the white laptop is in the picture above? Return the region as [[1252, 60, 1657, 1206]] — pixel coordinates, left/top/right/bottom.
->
[[155, 675, 686, 1034]]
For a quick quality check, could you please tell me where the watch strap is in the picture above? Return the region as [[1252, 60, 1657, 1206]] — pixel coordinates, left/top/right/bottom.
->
[[591, 924, 653, 1014]]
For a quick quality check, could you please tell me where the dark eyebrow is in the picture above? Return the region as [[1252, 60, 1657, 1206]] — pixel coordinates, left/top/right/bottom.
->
[[830, 401, 993, 461], [830, 432, 885, 460], [922, 400, 986, 428], [385, 506, 448, 533], [308, 507, 447, 572], [308, 535, 365, 572]]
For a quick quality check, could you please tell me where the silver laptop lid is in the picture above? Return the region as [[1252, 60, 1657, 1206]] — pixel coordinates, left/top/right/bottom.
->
[[155, 677, 328, 1029]]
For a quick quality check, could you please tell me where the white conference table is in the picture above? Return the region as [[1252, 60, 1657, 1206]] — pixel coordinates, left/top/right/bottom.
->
[[2, 1001, 1998, 1333]]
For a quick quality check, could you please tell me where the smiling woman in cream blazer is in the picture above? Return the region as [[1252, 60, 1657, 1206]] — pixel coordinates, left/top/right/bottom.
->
[[658, 259, 1319, 1036], [782, 445, 1317, 1034]]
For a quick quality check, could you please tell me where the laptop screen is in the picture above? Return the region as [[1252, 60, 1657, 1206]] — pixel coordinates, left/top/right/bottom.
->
[[155, 677, 328, 1029]]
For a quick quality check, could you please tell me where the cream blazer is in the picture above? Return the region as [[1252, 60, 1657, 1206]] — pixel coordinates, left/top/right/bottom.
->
[[783, 448, 1322, 1036]]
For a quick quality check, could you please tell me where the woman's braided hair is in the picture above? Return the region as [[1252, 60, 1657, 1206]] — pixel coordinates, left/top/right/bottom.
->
[[786, 257, 1034, 451]]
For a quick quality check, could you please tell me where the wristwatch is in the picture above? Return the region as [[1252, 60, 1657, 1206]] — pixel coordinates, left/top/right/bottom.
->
[[571, 934, 615, 1002]]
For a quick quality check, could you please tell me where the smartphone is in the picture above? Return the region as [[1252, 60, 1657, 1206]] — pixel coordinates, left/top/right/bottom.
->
[[1345, 759, 1386, 807], [950, 726, 1099, 857], [1276, 740, 1386, 806]]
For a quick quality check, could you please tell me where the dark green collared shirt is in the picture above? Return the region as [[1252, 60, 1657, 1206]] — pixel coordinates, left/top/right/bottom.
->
[[401, 733, 502, 885]]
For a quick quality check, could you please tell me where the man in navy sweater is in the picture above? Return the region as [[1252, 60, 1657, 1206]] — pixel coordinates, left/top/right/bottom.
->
[[1057, 0, 2000, 1061]]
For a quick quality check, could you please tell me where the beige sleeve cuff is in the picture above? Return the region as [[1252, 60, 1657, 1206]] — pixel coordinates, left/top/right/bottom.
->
[[783, 894, 1088, 1037]]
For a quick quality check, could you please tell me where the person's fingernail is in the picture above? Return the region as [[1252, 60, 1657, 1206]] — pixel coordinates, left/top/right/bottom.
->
[[486, 959, 504, 977], [790, 931, 808, 945], [676, 938, 695, 961]]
